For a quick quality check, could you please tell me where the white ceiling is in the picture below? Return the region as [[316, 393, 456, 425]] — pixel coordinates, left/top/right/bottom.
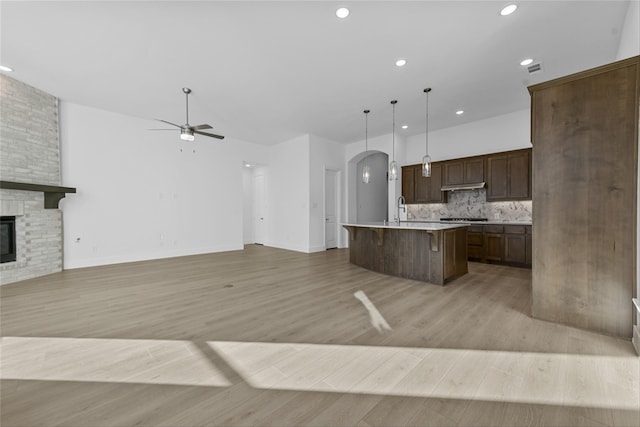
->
[[0, 1, 630, 145]]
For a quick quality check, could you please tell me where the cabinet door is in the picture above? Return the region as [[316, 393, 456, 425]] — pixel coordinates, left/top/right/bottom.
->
[[464, 157, 485, 183], [443, 160, 464, 185], [401, 166, 415, 204], [484, 233, 504, 261], [508, 150, 531, 199], [426, 163, 447, 203], [414, 166, 429, 203], [486, 154, 508, 200], [467, 227, 484, 260], [486, 149, 532, 201], [504, 234, 527, 264], [525, 233, 532, 266]]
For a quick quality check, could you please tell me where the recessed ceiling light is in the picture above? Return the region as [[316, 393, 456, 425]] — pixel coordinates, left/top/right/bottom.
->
[[520, 58, 534, 66], [456, 110, 464, 115], [0, 65, 14, 72], [500, 4, 518, 16], [336, 7, 350, 19], [395, 59, 407, 67], [401, 125, 408, 129]]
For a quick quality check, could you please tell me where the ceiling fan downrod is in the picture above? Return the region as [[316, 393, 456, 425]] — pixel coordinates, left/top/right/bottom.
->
[[183, 87, 191, 125]]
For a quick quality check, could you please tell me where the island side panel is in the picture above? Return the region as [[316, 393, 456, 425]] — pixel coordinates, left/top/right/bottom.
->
[[442, 227, 469, 281], [383, 229, 442, 284], [343, 226, 446, 285]]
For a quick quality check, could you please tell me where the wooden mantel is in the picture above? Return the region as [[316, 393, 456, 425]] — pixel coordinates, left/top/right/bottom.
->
[[0, 180, 76, 209]]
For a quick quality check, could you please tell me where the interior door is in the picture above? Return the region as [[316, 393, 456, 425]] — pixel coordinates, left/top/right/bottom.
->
[[253, 174, 265, 245], [325, 170, 337, 249]]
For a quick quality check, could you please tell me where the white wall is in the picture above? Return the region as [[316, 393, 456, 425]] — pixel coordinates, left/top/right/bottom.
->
[[60, 101, 268, 268], [617, 0, 640, 60], [242, 166, 254, 244], [264, 134, 311, 252], [405, 109, 532, 165], [309, 135, 345, 251]]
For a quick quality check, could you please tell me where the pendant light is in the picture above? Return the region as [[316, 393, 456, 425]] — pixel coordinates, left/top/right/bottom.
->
[[422, 88, 432, 177], [362, 109, 371, 183], [389, 100, 399, 181]]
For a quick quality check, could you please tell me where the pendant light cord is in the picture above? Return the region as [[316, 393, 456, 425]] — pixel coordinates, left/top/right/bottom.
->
[[364, 109, 369, 151], [391, 100, 397, 161], [424, 88, 431, 155]]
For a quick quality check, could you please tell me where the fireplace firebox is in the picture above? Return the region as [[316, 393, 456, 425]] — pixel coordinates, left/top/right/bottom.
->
[[1, 216, 17, 263]]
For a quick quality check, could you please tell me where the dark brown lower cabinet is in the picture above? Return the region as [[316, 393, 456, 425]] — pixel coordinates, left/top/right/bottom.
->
[[467, 225, 484, 260], [468, 224, 531, 268], [484, 234, 504, 262]]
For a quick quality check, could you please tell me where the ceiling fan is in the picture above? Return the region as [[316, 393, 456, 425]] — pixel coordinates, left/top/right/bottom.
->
[[155, 88, 224, 141]]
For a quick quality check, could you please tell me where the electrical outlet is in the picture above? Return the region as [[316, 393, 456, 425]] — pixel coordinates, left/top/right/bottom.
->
[[494, 213, 500, 219]]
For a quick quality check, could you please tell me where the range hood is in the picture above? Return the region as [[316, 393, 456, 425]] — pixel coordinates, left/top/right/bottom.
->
[[441, 182, 486, 192]]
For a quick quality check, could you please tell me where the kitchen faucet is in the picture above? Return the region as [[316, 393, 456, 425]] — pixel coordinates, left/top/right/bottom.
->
[[396, 196, 406, 224]]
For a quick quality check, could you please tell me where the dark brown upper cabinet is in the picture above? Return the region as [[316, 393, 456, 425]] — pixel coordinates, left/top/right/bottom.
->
[[486, 148, 532, 201], [443, 156, 485, 186], [401, 165, 416, 204], [401, 163, 447, 204]]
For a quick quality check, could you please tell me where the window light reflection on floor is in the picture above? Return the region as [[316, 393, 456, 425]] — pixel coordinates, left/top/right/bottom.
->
[[2, 336, 638, 411]]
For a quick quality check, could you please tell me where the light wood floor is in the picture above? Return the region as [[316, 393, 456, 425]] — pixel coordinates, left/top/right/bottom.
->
[[1, 245, 638, 426]]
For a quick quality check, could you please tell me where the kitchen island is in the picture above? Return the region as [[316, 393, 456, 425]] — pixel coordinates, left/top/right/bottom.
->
[[342, 221, 468, 285]]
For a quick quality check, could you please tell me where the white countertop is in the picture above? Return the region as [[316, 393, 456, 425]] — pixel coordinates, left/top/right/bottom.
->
[[342, 221, 468, 231], [407, 220, 533, 226]]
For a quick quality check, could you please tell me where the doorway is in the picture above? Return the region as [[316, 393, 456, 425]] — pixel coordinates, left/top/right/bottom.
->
[[253, 171, 266, 245], [325, 169, 338, 249]]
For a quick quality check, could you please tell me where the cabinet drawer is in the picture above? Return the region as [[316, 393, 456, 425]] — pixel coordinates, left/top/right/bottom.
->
[[468, 232, 483, 246], [484, 225, 504, 233], [504, 225, 526, 234], [468, 225, 484, 233]]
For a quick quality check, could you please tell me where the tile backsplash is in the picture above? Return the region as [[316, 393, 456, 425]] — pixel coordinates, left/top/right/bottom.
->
[[407, 189, 532, 222]]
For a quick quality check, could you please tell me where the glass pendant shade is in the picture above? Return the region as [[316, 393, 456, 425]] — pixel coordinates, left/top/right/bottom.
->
[[422, 154, 432, 177], [389, 160, 399, 181], [422, 88, 432, 178], [362, 109, 371, 184], [362, 164, 371, 183], [389, 100, 398, 181]]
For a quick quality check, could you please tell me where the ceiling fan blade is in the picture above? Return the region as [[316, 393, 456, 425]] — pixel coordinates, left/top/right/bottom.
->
[[191, 124, 213, 130], [193, 130, 225, 140], [148, 128, 177, 131], [157, 119, 182, 128]]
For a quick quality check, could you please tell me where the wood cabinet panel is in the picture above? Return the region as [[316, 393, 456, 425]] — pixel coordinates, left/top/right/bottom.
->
[[443, 161, 464, 186], [484, 233, 504, 261], [529, 55, 638, 339], [508, 150, 531, 199], [443, 157, 485, 186], [486, 155, 508, 199], [504, 234, 527, 264], [401, 166, 415, 204], [469, 224, 531, 267], [402, 163, 446, 204], [465, 157, 485, 183], [486, 149, 532, 201]]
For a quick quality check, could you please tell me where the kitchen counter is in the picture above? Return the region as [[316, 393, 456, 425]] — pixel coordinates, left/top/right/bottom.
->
[[341, 221, 469, 230], [342, 222, 468, 285], [406, 219, 533, 226]]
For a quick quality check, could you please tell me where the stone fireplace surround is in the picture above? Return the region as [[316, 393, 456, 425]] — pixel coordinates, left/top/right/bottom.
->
[[0, 75, 66, 285]]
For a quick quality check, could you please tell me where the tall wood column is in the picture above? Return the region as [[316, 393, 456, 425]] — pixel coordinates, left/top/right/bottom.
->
[[528, 56, 639, 339]]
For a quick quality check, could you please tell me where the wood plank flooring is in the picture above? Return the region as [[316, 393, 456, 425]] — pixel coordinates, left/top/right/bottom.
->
[[1, 245, 638, 426]]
